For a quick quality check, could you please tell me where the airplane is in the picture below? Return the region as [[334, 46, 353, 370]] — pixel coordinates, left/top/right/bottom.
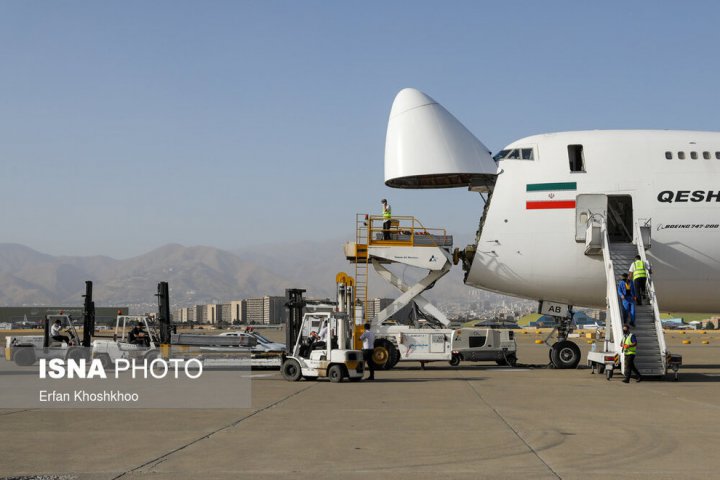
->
[[382, 87, 719, 368]]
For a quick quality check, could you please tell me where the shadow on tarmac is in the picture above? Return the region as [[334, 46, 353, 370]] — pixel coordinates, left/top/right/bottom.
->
[[361, 377, 488, 383]]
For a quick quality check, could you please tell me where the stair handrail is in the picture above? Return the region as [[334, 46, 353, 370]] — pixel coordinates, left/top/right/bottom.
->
[[634, 220, 667, 363], [598, 218, 625, 355]]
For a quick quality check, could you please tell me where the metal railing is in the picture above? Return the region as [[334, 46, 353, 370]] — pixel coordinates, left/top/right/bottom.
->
[[599, 220, 626, 358], [634, 220, 667, 368], [366, 215, 449, 248]]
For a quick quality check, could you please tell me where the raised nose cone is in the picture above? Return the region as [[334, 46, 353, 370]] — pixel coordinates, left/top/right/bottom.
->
[[384, 88, 497, 189]]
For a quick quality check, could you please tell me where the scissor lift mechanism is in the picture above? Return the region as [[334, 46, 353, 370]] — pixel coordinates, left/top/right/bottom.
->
[[345, 215, 453, 327]]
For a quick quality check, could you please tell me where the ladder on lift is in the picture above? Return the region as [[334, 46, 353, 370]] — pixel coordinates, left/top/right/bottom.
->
[[353, 214, 370, 323]]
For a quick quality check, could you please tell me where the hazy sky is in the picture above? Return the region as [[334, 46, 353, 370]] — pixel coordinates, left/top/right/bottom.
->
[[2, 1, 719, 258]]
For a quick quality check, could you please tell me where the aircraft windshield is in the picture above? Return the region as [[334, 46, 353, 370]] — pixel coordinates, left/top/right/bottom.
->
[[493, 148, 534, 161]]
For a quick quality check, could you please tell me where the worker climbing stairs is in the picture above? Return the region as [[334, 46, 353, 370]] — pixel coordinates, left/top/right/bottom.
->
[[586, 218, 681, 379]]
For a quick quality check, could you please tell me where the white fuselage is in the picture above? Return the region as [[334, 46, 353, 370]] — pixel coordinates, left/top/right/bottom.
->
[[465, 130, 720, 312]]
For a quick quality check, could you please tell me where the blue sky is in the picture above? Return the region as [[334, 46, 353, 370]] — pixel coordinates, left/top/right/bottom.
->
[[1, 1, 719, 258]]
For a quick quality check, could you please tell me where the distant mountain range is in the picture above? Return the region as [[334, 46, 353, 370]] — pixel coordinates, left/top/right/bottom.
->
[[0, 238, 509, 311]]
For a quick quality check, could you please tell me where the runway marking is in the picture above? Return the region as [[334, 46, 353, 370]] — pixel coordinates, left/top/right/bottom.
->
[[0, 408, 34, 417], [111, 382, 317, 479], [466, 380, 562, 479]]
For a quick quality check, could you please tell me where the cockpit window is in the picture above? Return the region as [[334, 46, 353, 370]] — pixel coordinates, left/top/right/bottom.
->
[[493, 147, 534, 161], [493, 149, 510, 161]]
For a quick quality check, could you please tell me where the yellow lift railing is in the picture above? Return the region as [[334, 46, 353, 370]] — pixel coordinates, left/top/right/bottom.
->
[[366, 215, 449, 248]]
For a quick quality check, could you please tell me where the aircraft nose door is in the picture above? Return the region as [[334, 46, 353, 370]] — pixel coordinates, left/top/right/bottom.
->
[[575, 194, 607, 242]]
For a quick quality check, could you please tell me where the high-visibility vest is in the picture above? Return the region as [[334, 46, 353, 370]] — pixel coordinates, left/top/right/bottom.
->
[[623, 334, 637, 355], [383, 205, 392, 219], [632, 260, 647, 279]]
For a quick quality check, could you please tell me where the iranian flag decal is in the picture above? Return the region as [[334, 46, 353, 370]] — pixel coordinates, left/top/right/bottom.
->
[[526, 182, 577, 210]]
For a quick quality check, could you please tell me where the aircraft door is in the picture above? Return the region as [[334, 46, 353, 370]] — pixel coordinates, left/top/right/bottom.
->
[[575, 194, 607, 242], [607, 195, 633, 243]]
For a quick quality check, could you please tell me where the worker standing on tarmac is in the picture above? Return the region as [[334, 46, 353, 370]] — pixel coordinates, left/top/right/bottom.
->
[[628, 255, 651, 305], [617, 273, 636, 327], [360, 323, 376, 381], [381, 198, 392, 240], [622, 324, 642, 383]]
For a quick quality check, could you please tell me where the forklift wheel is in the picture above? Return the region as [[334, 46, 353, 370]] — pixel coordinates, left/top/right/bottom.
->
[[66, 347, 90, 362], [13, 347, 36, 367], [282, 359, 302, 382], [144, 350, 160, 362], [606, 369, 613, 381], [97, 354, 112, 370], [328, 365, 345, 383]]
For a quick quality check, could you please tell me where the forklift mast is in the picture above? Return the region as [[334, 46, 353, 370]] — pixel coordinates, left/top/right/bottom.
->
[[43, 316, 50, 348], [82, 280, 96, 348], [285, 289, 306, 353], [157, 281, 172, 345]]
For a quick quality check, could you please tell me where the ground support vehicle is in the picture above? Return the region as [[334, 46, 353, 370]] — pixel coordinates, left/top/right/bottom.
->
[[450, 327, 518, 367], [5, 314, 87, 366], [585, 219, 682, 380], [6, 282, 96, 366], [281, 290, 363, 383], [92, 315, 160, 368]]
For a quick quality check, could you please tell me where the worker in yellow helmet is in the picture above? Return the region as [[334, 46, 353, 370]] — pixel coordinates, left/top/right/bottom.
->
[[381, 198, 392, 240]]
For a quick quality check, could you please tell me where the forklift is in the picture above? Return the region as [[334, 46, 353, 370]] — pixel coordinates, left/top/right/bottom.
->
[[281, 288, 364, 383], [6, 281, 96, 366]]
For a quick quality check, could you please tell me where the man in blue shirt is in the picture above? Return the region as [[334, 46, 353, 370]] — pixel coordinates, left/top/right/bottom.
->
[[617, 273, 636, 327]]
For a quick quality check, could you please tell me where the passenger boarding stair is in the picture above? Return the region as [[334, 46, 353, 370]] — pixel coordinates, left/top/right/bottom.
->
[[606, 242, 664, 376], [590, 219, 667, 377]]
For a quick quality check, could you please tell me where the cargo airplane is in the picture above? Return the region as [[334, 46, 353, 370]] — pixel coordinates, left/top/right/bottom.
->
[[383, 88, 719, 366]]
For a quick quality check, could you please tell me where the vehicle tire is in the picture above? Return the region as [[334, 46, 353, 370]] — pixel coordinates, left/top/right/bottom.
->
[[373, 339, 396, 370], [505, 353, 518, 367], [281, 358, 302, 382], [449, 353, 461, 367], [386, 347, 401, 369], [66, 347, 90, 362], [598, 364, 606, 374], [606, 369, 613, 380], [144, 350, 160, 361], [328, 364, 345, 383], [13, 347, 36, 366], [97, 353, 112, 369], [550, 340, 581, 369]]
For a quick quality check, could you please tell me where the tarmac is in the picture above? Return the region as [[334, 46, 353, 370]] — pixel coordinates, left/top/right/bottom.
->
[[2, 331, 720, 480]]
